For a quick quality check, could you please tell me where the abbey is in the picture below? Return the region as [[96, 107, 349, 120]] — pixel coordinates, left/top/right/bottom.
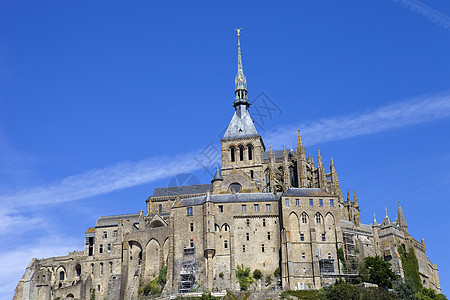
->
[[14, 34, 441, 300]]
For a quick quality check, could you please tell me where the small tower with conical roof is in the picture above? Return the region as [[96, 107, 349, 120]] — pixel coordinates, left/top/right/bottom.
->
[[396, 201, 409, 234]]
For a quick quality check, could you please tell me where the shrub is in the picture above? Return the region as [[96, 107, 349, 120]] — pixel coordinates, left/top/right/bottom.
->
[[265, 275, 271, 285], [359, 255, 397, 288], [274, 267, 281, 278], [236, 265, 254, 291], [252, 269, 262, 280]]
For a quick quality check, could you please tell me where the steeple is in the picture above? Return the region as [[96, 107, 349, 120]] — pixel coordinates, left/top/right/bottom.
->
[[222, 29, 258, 140], [396, 201, 409, 234], [234, 28, 250, 111], [353, 190, 359, 207]]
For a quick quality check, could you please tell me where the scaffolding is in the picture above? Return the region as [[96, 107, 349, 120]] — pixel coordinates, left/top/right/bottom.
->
[[343, 232, 355, 260], [179, 254, 197, 293], [319, 259, 335, 274]]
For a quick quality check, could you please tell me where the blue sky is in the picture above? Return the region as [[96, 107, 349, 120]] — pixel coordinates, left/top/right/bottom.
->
[[1, 1, 450, 298]]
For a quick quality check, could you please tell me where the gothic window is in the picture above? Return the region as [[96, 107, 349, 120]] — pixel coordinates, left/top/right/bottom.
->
[[330, 199, 334, 207], [290, 167, 295, 187], [75, 265, 81, 277], [302, 213, 307, 224], [187, 207, 193, 216], [158, 204, 162, 214], [59, 271, 65, 281], [224, 224, 229, 231], [230, 146, 236, 162], [247, 144, 253, 160], [316, 213, 322, 224]]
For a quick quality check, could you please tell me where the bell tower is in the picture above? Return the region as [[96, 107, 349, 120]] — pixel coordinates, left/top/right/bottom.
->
[[220, 29, 265, 190]]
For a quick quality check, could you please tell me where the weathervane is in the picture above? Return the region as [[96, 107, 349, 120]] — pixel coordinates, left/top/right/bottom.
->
[[235, 28, 242, 37]]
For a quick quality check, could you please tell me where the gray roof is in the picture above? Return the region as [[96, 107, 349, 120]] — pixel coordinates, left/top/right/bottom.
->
[[262, 149, 296, 160], [180, 192, 281, 207], [212, 169, 223, 182], [152, 183, 212, 197], [222, 110, 259, 140], [284, 188, 336, 197], [96, 213, 140, 227]]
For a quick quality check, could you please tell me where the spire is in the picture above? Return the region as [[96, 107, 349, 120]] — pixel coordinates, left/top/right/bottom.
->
[[372, 213, 379, 226], [381, 208, 393, 228], [211, 167, 223, 182], [234, 28, 249, 109], [396, 201, 409, 234], [297, 130, 303, 148], [347, 188, 351, 203], [353, 189, 359, 207]]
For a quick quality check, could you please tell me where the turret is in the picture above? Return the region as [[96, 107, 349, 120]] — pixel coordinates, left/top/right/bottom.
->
[[396, 201, 409, 234], [211, 167, 223, 194]]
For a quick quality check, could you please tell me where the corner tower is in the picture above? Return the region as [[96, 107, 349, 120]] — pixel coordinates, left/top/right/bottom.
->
[[220, 29, 265, 192]]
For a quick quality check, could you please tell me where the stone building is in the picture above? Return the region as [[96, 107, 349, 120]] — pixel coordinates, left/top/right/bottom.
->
[[14, 33, 441, 300]]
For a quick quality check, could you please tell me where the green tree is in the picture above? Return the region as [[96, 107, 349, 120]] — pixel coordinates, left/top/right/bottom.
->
[[252, 269, 262, 280], [360, 256, 397, 288], [394, 277, 416, 300], [236, 265, 254, 291]]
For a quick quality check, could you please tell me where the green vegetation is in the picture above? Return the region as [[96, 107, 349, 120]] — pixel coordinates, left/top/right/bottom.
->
[[138, 262, 168, 297], [223, 291, 251, 300], [252, 269, 262, 281], [274, 267, 281, 278], [359, 255, 397, 288], [393, 277, 416, 300], [265, 275, 271, 285], [398, 244, 422, 291], [337, 247, 347, 273], [282, 289, 320, 299], [219, 272, 224, 279], [416, 288, 448, 300], [235, 265, 254, 291]]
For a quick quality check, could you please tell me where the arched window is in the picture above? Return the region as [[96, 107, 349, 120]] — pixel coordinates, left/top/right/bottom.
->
[[158, 204, 162, 214], [230, 146, 236, 162], [59, 271, 65, 281], [109, 262, 113, 274], [247, 144, 253, 160], [75, 264, 81, 277], [239, 145, 244, 161], [250, 170, 254, 179], [302, 213, 308, 224], [316, 213, 322, 224]]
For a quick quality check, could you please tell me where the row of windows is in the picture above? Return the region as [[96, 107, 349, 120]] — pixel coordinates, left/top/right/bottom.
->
[[245, 231, 271, 241], [102, 230, 118, 239], [90, 262, 113, 276], [300, 252, 333, 261], [230, 144, 253, 162], [98, 243, 112, 253], [242, 244, 266, 253], [187, 203, 273, 216], [285, 198, 334, 207], [296, 232, 327, 241], [241, 203, 271, 212]]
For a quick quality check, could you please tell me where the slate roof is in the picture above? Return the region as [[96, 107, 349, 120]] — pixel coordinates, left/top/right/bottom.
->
[[284, 188, 336, 197], [180, 192, 280, 207], [222, 111, 259, 140], [152, 183, 212, 197], [96, 213, 140, 227]]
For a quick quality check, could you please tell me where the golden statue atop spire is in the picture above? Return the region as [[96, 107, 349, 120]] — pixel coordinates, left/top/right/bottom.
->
[[235, 28, 242, 37]]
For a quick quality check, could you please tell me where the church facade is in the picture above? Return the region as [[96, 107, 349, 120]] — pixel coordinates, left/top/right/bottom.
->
[[14, 34, 441, 300]]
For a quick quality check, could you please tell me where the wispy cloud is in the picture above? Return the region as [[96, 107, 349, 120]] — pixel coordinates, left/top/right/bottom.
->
[[393, 0, 450, 30], [0, 151, 201, 209], [0, 237, 78, 300], [1, 92, 450, 213], [264, 91, 450, 149]]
